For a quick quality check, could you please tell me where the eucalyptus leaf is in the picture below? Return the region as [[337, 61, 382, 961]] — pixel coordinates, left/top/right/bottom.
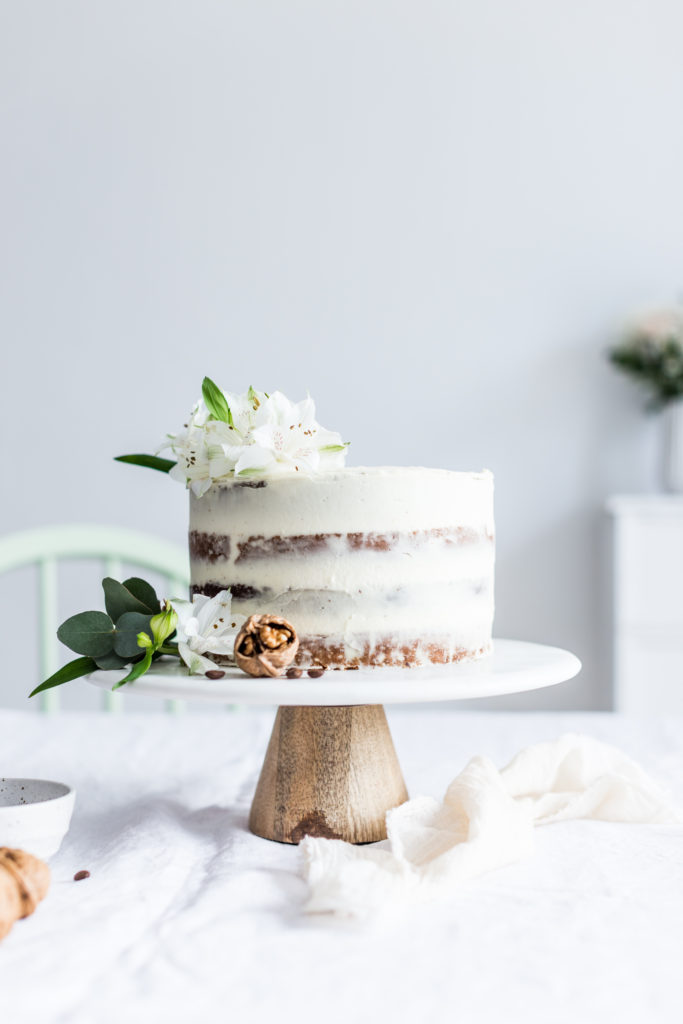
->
[[123, 577, 159, 613], [94, 651, 134, 670], [102, 577, 159, 621], [113, 612, 154, 658], [112, 647, 153, 689], [29, 656, 97, 698], [202, 376, 233, 426], [57, 611, 116, 657], [114, 454, 176, 473]]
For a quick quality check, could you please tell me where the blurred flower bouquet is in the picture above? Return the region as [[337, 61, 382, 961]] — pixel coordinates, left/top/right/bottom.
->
[[609, 308, 683, 491], [609, 309, 683, 409]]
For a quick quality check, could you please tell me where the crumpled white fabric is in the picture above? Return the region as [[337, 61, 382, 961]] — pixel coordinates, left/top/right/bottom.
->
[[301, 733, 683, 918]]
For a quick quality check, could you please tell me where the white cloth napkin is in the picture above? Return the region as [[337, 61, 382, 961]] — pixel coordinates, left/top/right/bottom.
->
[[301, 733, 682, 918]]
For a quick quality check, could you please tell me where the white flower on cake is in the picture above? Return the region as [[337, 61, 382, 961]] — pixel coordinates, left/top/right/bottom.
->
[[235, 391, 347, 477], [171, 590, 246, 675], [160, 380, 348, 493]]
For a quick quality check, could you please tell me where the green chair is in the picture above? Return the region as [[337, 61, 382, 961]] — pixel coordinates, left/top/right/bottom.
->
[[0, 525, 189, 713]]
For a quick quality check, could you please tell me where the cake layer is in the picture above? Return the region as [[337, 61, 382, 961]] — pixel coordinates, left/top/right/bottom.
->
[[190, 525, 491, 562], [191, 579, 492, 641], [189, 467, 495, 669], [209, 633, 491, 669], [191, 467, 494, 536], [190, 532, 494, 591]]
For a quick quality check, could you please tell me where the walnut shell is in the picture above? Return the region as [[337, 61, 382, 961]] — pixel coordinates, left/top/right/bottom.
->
[[234, 615, 299, 678]]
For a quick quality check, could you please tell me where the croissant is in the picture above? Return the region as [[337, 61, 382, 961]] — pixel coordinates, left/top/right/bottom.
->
[[0, 847, 50, 941]]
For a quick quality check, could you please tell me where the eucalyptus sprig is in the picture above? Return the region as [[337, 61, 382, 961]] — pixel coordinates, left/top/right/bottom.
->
[[29, 578, 180, 698]]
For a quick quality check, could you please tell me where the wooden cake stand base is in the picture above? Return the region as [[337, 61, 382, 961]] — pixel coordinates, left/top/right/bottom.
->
[[89, 640, 581, 846], [248, 705, 408, 844]]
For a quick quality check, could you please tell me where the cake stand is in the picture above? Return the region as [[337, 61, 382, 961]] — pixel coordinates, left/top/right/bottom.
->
[[89, 639, 580, 845]]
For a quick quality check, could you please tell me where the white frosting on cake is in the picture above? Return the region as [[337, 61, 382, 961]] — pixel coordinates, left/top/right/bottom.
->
[[192, 467, 493, 535], [189, 466, 495, 667]]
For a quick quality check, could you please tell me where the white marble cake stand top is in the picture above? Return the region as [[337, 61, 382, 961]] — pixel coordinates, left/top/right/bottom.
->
[[88, 639, 581, 706]]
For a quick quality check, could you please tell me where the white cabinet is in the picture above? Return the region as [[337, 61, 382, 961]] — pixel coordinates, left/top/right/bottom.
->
[[608, 496, 683, 713]]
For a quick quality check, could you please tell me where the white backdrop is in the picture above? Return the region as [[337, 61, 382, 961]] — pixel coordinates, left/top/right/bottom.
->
[[2, 0, 682, 710]]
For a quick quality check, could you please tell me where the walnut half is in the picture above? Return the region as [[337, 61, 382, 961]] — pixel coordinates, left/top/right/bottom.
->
[[234, 615, 299, 678]]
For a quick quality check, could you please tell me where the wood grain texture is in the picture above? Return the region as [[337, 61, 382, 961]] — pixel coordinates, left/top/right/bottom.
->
[[249, 705, 409, 844]]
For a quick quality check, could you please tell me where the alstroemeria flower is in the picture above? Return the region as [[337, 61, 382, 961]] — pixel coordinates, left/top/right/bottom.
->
[[161, 384, 348, 490], [171, 590, 246, 675], [235, 391, 347, 477], [162, 388, 272, 493], [165, 410, 214, 497]]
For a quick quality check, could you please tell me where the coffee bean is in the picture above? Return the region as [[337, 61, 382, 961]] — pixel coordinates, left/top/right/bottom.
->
[[286, 667, 302, 679], [73, 870, 90, 881], [205, 670, 226, 680], [307, 668, 325, 678]]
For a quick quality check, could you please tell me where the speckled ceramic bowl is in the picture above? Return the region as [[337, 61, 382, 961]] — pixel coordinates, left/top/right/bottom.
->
[[0, 778, 75, 859]]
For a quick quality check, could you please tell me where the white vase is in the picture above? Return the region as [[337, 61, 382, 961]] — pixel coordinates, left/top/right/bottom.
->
[[663, 397, 683, 492]]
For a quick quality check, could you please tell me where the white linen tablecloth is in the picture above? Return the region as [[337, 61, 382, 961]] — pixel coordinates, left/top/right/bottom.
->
[[0, 707, 681, 1024]]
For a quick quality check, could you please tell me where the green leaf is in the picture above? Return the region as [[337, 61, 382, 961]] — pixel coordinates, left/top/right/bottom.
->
[[113, 612, 153, 658], [114, 454, 176, 473], [320, 442, 350, 453], [102, 577, 159, 621], [202, 376, 233, 426], [103, 577, 159, 619], [112, 647, 153, 689], [57, 611, 116, 657], [94, 651, 132, 670], [29, 657, 97, 698], [123, 577, 160, 613]]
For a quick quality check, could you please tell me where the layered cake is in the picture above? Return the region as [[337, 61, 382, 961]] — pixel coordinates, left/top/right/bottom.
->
[[189, 466, 494, 669]]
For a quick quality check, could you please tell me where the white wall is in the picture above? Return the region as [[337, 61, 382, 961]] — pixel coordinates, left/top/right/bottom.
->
[[2, 0, 682, 710]]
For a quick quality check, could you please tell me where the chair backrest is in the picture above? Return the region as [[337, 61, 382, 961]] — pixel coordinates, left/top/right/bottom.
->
[[0, 525, 189, 713]]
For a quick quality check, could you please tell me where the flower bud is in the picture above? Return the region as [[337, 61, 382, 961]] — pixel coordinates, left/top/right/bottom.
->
[[150, 601, 178, 646]]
